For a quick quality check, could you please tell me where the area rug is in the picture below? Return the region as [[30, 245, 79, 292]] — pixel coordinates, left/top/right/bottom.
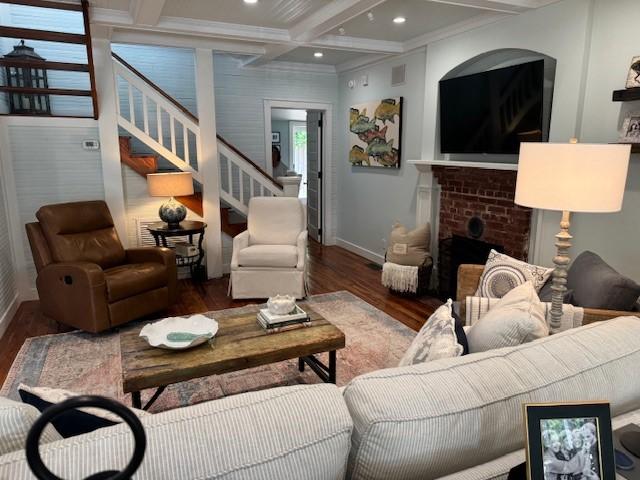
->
[[1, 291, 416, 413]]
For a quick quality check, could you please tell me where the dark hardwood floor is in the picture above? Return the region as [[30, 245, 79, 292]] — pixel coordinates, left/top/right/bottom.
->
[[0, 241, 441, 385]]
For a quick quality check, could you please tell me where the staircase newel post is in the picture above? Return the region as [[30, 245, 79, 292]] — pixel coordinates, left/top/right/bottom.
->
[[93, 31, 129, 246], [195, 49, 223, 279]]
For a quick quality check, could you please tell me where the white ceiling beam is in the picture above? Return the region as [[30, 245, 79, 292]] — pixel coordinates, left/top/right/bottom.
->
[[242, 44, 300, 67], [310, 35, 403, 54], [421, 0, 561, 14], [129, 0, 166, 26], [289, 0, 388, 43]]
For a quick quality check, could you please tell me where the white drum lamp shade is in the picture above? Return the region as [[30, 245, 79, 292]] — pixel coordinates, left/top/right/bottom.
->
[[147, 172, 194, 198], [515, 143, 630, 213], [515, 141, 631, 332]]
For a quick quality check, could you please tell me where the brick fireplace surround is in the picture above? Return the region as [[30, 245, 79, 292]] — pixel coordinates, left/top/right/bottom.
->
[[432, 166, 532, 260]]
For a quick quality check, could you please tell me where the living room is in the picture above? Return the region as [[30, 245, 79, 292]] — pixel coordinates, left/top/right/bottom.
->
[[1, 0, 640, 479]]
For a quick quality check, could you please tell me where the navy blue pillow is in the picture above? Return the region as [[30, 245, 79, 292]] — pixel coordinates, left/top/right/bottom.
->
[[19, 388, 118, 438], [452, 310, 469, 355]]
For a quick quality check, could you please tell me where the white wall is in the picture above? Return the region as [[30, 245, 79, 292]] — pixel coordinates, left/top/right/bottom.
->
[[336, 49, 427, 262]]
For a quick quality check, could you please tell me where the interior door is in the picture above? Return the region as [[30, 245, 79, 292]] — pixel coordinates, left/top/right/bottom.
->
[[306, 110, 322, 242]]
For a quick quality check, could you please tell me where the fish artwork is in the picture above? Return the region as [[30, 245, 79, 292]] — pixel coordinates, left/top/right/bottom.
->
[[349, 145, 369, 165], [358, 125, 387, 144], [366, 138, 394, 157], [350, 111, 376, 134], [375, 98, 400, 124]]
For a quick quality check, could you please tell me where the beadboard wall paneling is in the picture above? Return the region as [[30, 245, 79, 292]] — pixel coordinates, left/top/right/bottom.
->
[[10, 125, 104, 284], [0, 165, 18, 337]]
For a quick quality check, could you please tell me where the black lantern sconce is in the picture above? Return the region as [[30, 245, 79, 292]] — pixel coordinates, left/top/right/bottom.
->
[[3, 40, 51, 115]]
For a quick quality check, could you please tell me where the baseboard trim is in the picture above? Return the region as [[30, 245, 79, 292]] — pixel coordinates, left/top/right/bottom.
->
[[335, 238, 384, 265], [0, 292, 20, 341]]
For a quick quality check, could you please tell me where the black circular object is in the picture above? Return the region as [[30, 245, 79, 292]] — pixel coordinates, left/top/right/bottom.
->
[[616, 449, 635, 471], [621, 431, 640, 459], [466, 216, 485, 239], [26, 395, 147, 480]]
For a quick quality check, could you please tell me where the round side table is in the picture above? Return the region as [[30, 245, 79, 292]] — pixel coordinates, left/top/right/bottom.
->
[[147, 221, 207, 280]]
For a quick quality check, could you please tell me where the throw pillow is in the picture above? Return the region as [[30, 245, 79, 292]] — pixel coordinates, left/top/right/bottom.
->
[[475, 250, 553, 298], [466, 281, 549, 353], [0, 395, 62, 455], [567, 251, 640, 311], [386, 223, 431, 266], [19, 385, 150, 439], [398, 299, 466, 366]]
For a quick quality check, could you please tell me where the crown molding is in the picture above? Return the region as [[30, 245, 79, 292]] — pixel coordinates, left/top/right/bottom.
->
[[243, 60, 337, 75], [335, 48, 427, 74]]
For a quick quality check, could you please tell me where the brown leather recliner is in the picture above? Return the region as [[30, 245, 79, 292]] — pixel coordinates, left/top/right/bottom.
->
[[26, 200, 177, 333]]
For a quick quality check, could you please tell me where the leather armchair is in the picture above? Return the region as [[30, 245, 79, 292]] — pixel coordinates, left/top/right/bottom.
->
[[230, 197, 307, 299], [26, 200, 177, 333]]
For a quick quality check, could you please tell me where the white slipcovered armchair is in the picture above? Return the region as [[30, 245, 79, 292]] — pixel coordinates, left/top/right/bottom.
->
[[229, 197, 307, 299]]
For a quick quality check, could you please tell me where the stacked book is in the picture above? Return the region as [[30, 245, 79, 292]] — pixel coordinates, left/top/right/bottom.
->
[[257, 305, 311, 334]]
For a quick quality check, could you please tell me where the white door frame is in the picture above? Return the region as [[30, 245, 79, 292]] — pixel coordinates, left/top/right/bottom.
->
[[263, 99, 334, 245]]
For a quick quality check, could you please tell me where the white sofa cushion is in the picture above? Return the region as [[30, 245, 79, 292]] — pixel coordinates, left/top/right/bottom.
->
[[344, 316, 640, 480], [0, 396, 62, 456], [0, 384, 352, 479], [466, 282, 548, 353], [237, 244, 298, 268], [248, 197, 304, 246]]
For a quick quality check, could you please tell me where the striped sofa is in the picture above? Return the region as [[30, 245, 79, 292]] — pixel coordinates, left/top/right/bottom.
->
[[1, 316, 640, 479]]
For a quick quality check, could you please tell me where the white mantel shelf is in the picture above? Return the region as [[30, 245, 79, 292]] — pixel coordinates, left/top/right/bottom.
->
[[408, 159, 519, 171]]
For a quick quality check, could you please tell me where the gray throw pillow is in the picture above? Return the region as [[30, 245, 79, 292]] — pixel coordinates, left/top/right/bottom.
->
[[538, 278, 573, 304], [567, 251, 640, 311]]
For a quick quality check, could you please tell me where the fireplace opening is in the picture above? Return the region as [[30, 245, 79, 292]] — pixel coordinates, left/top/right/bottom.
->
[[438, 235, 504, 300]]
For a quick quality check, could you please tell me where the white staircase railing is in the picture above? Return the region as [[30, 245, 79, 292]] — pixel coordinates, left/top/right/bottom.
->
[[111, 52, 283, 217]]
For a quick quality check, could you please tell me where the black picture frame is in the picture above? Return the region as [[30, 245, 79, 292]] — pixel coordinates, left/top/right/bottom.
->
[[524, 402, 615, 480]]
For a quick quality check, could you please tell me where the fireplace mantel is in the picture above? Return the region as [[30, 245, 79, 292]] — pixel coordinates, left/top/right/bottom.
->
[[408, 159, 519, 171]]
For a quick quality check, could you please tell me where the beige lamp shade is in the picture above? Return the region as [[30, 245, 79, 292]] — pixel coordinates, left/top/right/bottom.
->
[[147, 172, 194, 197], [515, 142, 631, 213]]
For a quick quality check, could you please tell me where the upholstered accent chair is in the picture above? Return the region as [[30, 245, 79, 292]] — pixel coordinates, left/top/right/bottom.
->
[[230, 197, 307, 299], [26, 200, 177, 333]]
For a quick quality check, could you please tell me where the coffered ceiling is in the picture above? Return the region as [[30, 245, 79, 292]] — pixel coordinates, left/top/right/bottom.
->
[[88, 0, 563, 72]]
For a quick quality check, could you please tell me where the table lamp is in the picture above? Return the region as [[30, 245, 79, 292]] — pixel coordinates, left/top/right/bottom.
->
[[147, 172, 194, 228], [515, 140, 631, 332]]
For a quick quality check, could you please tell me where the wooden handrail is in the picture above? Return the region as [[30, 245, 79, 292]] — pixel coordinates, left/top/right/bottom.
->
[[81, 0, 98, 119], [0, 26, 86, 44], [0, 0, 83, 11], [0, 86, 92, 96], [111, 51, 199, 124], [112, 51, 283, 190], [0, 58, 88, 72], [217, 134, 283, 190]]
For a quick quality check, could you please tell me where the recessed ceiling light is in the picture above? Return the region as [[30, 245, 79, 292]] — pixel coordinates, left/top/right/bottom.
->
[[393, 16, 406, 24], [243, 0, 258, 4], [338, 27, 346, 35], [367, 11, 375, 22], [314, 52, 324, 58]]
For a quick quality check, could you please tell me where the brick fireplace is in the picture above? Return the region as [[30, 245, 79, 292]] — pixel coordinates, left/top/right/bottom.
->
[[432, 166, 532, 260]]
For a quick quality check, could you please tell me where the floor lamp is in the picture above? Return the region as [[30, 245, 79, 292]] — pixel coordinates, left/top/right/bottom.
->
[[515, 140, 631, 332]]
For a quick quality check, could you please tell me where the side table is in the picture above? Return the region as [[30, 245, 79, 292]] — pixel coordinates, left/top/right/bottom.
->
[[147, 220, 207, 279]]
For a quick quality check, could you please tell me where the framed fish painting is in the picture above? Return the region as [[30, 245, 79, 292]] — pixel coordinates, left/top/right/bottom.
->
[[349, 97, 403, 168]]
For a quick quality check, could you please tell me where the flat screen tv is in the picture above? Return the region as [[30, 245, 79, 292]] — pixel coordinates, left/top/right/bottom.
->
[[439, 59, 550, 155]]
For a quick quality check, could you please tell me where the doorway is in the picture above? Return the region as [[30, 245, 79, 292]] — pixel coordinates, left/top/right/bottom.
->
[[266, 100, 332, 244]]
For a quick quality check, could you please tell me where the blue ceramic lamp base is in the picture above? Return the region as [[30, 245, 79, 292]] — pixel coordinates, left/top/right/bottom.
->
[[159, 197, 187, 229]]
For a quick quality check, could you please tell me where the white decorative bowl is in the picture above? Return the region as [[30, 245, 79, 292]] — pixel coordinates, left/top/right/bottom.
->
[[267, 295, 297, 315], [139, 314, 219, 350]]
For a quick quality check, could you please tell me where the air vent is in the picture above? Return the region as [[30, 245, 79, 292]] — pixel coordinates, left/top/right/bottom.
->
[[391, 64, 406, 86]]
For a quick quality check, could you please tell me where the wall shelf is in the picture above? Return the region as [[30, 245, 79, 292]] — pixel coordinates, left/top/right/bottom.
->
[[612, 87, 640, 102]]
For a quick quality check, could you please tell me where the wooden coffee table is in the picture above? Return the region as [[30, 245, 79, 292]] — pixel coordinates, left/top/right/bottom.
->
[[120, 303, 346, 410]]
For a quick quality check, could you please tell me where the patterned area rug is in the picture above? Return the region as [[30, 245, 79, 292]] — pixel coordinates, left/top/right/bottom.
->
[[1, 291, 415, 413]]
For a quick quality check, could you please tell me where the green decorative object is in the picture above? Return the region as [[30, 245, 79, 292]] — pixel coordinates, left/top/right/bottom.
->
[[166, 332, 202, 342]]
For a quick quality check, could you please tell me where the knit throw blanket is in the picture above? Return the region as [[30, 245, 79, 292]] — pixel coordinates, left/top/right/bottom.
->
[[465, 296, 584, 333], [382, 262, 419, 293]]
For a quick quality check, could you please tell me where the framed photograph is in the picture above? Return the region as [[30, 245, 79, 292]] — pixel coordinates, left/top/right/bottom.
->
[[625, 56, 640, 89], [620, 113, 640, 143], [524, 402, 615, 480], [271, 132, 280, 143]]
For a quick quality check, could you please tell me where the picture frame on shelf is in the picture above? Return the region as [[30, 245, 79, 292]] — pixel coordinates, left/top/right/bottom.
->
[[620, 112, 640, 144], [523, 402, 615, 480], [271, 132, 280, 143], [625, 56, 640, 89]]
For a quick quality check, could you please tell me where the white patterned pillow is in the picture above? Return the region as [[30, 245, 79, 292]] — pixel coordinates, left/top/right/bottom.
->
[[0, 396, 62, 456], [475, 250, 553, 298], [399, 300, 464, 366]]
